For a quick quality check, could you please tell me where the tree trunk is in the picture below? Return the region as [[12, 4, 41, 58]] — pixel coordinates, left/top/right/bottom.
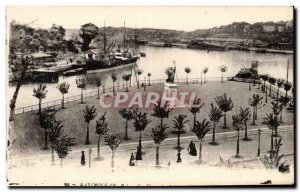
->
[[124, 120, 128, 140], [85, 123, 90, 145], [186, 74, 188, 84], [212, 122, 216, 143], [38, 99, 42, 115], [97, 87, 100, 99], [137, 77, 140, 88], [201, 73, 203, 85], [156, 145, 160, 166], [269, 85, 272, 96], [139, 131, 142, 149], [274, 126, 278, 137], [265, 88, 268, 103], [9, 108, 15, 122], [236, 130, 240, 157], [276, 88, 279, 103], [51, 146, 54, 164], [244, 122, 248, 140], [113, 83, 115, 95], [255, 107, 258, 120], [221, 72, 223, 83], [193, 114, 196, 130], [160, 118, 163, 130], [97, 134, 100, 159], [285, 90, 288, 99], [177, 133, 181, 149], [263, 81, 266, 92], [270, 131, 274, 152], [44, 128, 48, 149], [9, 57, 28, 121], [199, 139, 202, 161], [126, 82, 128, 92], [60, 158, 63, 168], [61, 94, 65, 109], [111, 150, 115, 172], [257, 130, 261, 157], [223, 113, 227, 128], [81, 90, 83, 104], [252, 108, 256, 125], [148, 77, 151, 86]]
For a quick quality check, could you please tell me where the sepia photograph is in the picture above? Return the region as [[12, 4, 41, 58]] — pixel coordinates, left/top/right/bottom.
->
[[5, 6, 295, 187]]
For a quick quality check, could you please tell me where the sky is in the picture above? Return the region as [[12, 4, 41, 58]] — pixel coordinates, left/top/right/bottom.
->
[[6, 6, 294, 31]]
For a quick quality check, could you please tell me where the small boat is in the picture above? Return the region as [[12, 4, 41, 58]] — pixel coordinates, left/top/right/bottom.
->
[[140, 52, 146, 57], [63, 68, 85, 76]]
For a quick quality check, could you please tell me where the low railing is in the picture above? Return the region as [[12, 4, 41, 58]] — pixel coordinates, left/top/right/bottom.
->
[[13, 76, 231, 115], [261, 80, 293, 98]]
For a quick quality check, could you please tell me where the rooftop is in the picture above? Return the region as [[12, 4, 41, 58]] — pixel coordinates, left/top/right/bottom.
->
[[31, 52, 53, 58]]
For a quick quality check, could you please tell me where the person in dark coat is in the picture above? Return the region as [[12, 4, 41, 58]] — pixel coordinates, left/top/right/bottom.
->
[[81, 151, 86, 166], [129, 153, 136, 166], [136, 145, 142, 160], [177, 150, 182, 163], [187, 141, 197, 156]]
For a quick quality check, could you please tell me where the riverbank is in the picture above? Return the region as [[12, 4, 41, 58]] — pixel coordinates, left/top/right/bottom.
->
[[146, 41, 293, 54], [8, 81, 294, 156]]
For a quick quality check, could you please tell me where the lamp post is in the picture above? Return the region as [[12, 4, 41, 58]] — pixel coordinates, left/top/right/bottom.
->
[[88, 147, 92, 168], [257, 129, 261, 157]]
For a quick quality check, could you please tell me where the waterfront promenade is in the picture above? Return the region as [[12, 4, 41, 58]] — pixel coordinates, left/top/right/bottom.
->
[[8, 80, 294, 156]]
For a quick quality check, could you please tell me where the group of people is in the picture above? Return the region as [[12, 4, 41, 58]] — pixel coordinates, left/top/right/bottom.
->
[[187, 141, 197, 156], [129, 140, 197, 166]]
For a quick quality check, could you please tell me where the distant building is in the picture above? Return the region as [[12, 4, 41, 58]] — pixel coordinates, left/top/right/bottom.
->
[[263, 24, 276, 32], [286, 20, 293, 28], [277, 25, 285, 32], [30, 52, 54, 66], [243, 25, 250, 32], [84, 49, 104, 61]]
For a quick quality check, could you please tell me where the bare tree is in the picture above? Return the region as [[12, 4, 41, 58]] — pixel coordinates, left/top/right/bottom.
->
[[193, 119, 211, 162], [83, 105, 97, 145], [218, 65, 228, 83], [57, 82, 70, 109], [151, 124, 168, 166], [48, 119, 63, 164], [232, 114, 244, 158], [215, 93, 234, 129], [119, 108, 135, 140], [184, 67, 192, 84], [208, 103, 223, 145], [95, 113, 108, 160], [239, 107, 252, 141], [105, 134, 122, 172], [202, 67, 209, 83], [76, 78, 86, 104], [172, 114, 189, 149], [188, 97, 205, 130], [33, 84, 48, 115], [95, 78, 102, 99], [54, 136, 73, 167]]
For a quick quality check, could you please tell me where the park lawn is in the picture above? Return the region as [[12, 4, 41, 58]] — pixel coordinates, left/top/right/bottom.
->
[[8, 127, 294, 186], [9, 81, 294, 156]]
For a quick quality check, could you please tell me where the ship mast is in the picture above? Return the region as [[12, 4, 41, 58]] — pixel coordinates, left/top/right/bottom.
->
[[103, 21, 107, 54], [286, 58, 289, 82], [123, 21, 126, 52]]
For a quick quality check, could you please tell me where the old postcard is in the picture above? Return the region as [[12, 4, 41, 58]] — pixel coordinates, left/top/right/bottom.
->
[[6, 6, 295, 187]]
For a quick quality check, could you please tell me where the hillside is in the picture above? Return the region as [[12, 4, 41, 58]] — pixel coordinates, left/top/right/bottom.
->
[[65, 20, 294, 45]]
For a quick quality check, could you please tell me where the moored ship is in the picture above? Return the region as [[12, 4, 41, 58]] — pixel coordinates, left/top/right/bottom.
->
[[84, 22, 141, 71]]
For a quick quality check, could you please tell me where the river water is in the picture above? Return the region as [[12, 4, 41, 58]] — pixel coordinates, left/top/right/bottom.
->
[[8, 46, 293, 109]]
